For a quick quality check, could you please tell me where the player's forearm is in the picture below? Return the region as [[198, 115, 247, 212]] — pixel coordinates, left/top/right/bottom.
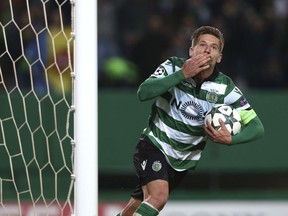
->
[[231, 116, 264, 144], [137, 71, 185, 101]]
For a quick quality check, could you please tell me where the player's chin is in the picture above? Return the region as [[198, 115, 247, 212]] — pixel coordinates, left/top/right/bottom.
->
[[205, 59, 214, 66]]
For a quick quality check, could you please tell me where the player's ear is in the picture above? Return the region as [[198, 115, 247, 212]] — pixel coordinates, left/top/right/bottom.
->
[[216, 53, 223, 63], [189, 47, 194, 57]]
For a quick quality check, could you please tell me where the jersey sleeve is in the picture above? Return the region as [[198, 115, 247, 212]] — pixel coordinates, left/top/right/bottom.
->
[[222, 81, 265, 144], [224, 85, 251, 111], [137, 58, 186, 101], [221, 79, 265, 144], [226, 87, 261, 126], [231, 116, 265, 144]]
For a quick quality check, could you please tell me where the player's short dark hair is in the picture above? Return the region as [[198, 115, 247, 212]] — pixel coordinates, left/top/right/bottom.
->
[[191, 26, 224, 52]]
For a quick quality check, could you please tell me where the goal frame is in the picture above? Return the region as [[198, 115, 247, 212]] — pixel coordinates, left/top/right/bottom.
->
[[73, 0, 98, 215]]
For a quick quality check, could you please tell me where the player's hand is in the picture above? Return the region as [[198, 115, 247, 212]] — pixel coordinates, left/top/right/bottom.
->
[[204, 119, 232, 144], [182, 53, 211, 78]]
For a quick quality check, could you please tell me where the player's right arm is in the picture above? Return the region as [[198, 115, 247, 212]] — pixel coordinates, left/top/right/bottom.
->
[[137, 71, 185, 101], [138, 55, 210, 101]]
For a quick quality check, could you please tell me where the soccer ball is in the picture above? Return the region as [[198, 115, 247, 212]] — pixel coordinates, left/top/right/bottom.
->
[[204, 104, 242, 135]]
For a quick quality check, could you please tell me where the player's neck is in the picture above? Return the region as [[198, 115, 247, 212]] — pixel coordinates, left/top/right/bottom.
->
[[195, 68, 214, 83]]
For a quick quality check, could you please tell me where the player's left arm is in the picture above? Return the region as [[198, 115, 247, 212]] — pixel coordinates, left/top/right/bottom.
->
[[204, 109, 264, 145], [230, 109, 265, 144]]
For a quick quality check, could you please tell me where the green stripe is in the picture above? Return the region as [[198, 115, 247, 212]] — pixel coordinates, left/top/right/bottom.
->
[[176, 83, 226, 103], [176, 83, 194, 95], [149, 121, 206, 152], [147, 134, 202, 170], [161, 91, 173, 103]]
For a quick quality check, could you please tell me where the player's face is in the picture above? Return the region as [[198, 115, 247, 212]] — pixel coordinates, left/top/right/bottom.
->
[[189, 34, 222, 67]]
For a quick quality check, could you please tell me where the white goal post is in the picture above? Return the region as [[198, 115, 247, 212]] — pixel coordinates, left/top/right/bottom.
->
[[74, 0, 98, 215], [0, 0, 97, 215]]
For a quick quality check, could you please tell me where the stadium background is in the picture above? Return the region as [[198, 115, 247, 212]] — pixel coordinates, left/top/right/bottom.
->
[[98, 0, 288, 214], [0, 0, 287, 215]]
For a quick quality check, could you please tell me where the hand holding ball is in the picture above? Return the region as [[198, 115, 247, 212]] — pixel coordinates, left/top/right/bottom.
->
[[204, 104, 242, 135]]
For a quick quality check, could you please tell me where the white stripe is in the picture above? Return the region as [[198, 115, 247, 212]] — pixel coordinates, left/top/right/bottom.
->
[[154, 115, 204, 145], [162, 60, 174, 75], [224, 89, 241, 104], [148, 132, 202, 161], [142, 201, 159, 213], [201, 81, 227, 94], [224, 88, 251, 111], [156, 96, 204, 126], [235, 103, 250, 112], [175, 65, 181, 72]]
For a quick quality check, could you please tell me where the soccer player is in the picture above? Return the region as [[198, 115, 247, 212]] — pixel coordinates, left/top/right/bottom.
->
[[116, 26, 264, 216]]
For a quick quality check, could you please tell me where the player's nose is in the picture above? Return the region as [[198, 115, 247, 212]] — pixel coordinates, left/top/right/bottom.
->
[[204, 46, 211, 54]]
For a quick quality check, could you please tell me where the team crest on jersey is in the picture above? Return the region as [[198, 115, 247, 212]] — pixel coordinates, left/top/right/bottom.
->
[[206, 91, 219, 103], [152, 161, 162, 172], [180, 101, 204, 120], [151, 66, 165, 77]]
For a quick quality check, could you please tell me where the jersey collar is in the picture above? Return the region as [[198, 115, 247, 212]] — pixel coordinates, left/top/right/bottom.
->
[[202, 67, 219, 82]]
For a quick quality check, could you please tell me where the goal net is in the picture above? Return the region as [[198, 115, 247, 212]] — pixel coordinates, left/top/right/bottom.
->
[[0, 0, 74, 215]]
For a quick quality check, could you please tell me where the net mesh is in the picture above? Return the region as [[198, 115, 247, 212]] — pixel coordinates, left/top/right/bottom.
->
[[0, 0, 74, 215]]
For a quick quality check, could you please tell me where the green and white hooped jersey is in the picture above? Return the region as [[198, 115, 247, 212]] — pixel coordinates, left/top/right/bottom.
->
[[143, 57, 251, 171]]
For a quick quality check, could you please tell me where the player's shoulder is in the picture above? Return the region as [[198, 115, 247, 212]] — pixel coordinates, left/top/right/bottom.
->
[[166, 56, 186, 67], [214, 71, 244, 96], [215, 71, 235, 86], [159, 56, 186, 74]]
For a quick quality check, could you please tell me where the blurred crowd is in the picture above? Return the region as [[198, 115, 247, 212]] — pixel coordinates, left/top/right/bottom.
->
[[1, 0, 287, 91], [0, 0, 72, 95], [99, 0, 288, 89]]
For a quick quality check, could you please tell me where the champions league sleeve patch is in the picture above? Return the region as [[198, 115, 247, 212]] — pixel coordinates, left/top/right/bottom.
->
[[151, 66, 166, 78], [240, 97, 248, 106]]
